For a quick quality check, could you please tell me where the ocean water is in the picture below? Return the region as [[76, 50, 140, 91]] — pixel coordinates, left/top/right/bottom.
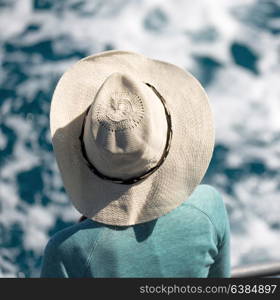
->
[[0, 0, 280, 277]]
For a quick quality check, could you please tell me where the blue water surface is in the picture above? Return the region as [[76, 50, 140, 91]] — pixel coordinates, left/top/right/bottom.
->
[[0, 0, 280, 277]]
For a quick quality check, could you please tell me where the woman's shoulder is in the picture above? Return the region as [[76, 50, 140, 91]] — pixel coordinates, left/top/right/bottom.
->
[[187, 184, 225, 210], [184, 184, 229, 242], [43, 218, 104, 256]]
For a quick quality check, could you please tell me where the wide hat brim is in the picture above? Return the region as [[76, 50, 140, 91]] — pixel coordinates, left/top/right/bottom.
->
[[50, 50, 215, 226]]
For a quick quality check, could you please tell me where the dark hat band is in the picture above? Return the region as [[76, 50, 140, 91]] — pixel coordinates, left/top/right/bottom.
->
[[78, 82, 173, 185]]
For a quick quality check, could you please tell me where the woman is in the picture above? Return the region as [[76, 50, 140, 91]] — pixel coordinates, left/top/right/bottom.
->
[[40, 50, 230, 278]]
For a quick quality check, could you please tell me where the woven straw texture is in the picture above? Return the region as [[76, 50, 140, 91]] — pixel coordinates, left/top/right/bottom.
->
[[50, 50, 215, 226]]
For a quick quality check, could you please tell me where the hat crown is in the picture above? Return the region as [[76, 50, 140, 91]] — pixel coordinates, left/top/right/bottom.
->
[[82, 72, 168, 180], [92, 72, 145, 132], [50, 50, 214, 225]]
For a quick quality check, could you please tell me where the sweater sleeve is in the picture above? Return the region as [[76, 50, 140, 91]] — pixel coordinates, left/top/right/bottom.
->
[[40, 238, 69, 278], [207, 189, 231, 278]]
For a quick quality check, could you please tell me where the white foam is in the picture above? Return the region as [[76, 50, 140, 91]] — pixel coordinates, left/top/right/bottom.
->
[[1, 0, 280, 277]]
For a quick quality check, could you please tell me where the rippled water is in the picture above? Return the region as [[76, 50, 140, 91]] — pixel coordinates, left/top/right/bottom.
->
[[0, 0, 280, 277]]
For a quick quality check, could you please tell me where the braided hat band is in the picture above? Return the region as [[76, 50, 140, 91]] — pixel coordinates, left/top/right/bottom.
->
[[79, 82, 173, 185]]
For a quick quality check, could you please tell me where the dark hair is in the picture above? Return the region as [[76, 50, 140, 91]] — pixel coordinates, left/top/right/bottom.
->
[[79, 215, 87, 222]]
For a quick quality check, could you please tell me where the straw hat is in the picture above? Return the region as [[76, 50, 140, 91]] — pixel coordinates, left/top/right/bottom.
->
[[50, 50, 214, 226]]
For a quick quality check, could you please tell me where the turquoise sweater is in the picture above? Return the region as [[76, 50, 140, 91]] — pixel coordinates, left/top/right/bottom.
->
[[40, 184, 231, 278]]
